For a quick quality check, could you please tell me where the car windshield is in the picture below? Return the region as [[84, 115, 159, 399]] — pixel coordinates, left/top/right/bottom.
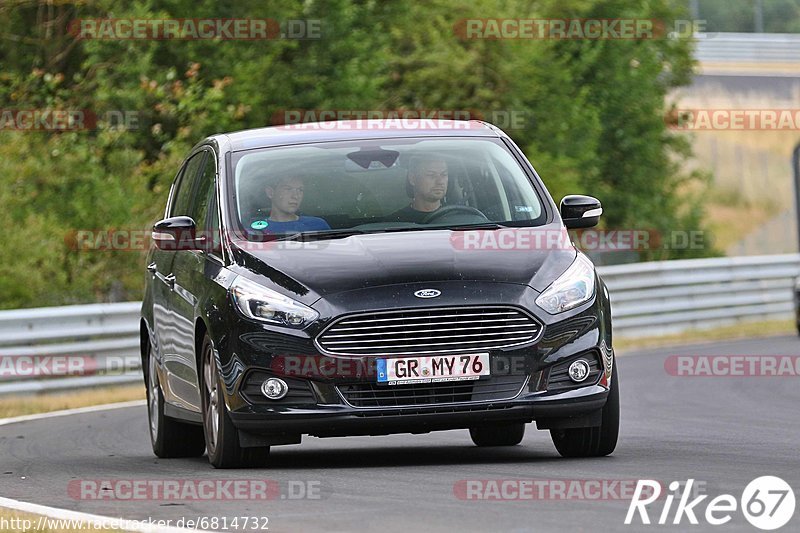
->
[[230, 137, 547, 239]]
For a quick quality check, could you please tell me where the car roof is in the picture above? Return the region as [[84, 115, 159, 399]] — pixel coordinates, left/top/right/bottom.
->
[[209, 119, 504, 152]]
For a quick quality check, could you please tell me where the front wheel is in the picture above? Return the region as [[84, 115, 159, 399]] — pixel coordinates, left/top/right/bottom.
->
[[200, 334, 270, 468], [550, 360, 620, 458], [146, 338, 206, 458]]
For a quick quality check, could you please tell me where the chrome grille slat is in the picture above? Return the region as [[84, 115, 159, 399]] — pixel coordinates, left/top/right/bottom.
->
[[323, 322, 535, 338], [333, 311, 519, 325], [322, 330, 539, 345], [328, 318, 529, 332], [316, 306, 542, 356], [325, 336, 534, 350]]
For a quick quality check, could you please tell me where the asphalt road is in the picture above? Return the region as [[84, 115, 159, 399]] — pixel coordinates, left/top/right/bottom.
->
[[2, 335, 800, 533]]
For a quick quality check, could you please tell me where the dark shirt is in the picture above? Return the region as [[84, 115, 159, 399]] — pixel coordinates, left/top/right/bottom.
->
[[388, 205, 439, 224]]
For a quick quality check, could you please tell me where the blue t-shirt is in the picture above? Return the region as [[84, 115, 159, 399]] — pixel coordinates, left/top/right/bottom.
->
[[249, 216, 331, 234]]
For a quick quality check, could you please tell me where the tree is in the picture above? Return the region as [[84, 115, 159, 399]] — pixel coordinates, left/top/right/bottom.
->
[[0, 0, 713, 308]]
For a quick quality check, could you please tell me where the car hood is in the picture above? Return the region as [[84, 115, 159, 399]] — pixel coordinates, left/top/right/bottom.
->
[[229, 224, 577, 305]]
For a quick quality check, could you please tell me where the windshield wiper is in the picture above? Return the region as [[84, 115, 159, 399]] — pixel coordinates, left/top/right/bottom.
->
[[445, 223, 506, 231], [277, 223, 507, 242], [277, 229, 369, 242]]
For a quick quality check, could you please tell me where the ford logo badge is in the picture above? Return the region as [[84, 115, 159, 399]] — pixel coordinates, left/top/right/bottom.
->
[[414, 289, 441, 298]]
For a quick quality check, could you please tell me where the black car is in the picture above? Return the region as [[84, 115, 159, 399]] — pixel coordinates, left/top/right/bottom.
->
[[140, 119, 619, 468], [795, 277, 800, 335]]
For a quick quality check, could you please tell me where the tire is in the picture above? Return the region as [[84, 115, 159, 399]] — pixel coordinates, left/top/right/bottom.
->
[[200, 334, 270, 468], [469, 422, 526, 447], [146, 338, 206, 458], [550, 359, 620, 458]]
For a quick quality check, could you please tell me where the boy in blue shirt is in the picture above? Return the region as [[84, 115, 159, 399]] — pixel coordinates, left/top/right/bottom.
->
[[250, 175, 330, 234]]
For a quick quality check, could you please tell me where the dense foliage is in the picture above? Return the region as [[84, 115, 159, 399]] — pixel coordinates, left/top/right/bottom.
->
[[0, 0, 711, 309], [693, 0, 800, 33]]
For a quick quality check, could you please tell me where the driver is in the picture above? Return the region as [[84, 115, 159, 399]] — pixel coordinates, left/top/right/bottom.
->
[[389, 156, 448, 223], [250, 174, 330, 233]]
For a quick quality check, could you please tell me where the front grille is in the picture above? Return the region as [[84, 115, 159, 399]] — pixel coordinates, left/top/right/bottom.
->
[[316, 306, 542, 356], [337, 374, 528, 408], [546, 351, 602, 392]]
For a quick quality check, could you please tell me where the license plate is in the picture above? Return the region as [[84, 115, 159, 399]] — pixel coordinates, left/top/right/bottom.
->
[[377, 353, 490, 385]]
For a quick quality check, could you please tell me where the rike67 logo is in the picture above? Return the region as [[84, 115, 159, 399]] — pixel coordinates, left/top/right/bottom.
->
[[626, 477, 796, 530]]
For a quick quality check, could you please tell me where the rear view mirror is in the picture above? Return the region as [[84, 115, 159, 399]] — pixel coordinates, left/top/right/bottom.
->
[[345, 148, 400, 170], [152, 216, 201, 251], [560, 195, 602, 229]]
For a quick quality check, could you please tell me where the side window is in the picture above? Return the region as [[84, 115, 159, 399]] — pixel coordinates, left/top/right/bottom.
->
[[165, 165, 185, 217], [190, 152, 216, 231], [169, 151, 206, 217]]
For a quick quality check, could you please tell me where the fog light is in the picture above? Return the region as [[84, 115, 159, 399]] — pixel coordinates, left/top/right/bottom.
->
[[261, 377, 289, 400], [568, 359, 590, 383]]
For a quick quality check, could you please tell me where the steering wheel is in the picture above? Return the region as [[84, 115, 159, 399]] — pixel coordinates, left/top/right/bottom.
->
[[422, 205, 489, 224]]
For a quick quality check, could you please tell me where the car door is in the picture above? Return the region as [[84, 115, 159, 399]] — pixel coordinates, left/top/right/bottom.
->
[[166, 147, 218, 412], [158, 149, 208, 410], [150, 153, 205, 378], [148, 164, 185, 368]]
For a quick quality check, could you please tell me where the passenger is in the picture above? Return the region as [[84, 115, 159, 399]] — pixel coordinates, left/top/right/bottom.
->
[[250, 175, 330, 233]]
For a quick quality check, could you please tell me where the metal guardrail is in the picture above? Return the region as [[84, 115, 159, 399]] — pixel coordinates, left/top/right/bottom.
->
[[1, 253, 798, 394], [599, 253, 800, 338], [0, 302, 142, 395], [694, 33, 800, 64]]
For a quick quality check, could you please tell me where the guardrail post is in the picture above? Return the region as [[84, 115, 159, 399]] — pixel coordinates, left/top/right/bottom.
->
[[794, 142, 800, 253], [792, 143, 800, 251]]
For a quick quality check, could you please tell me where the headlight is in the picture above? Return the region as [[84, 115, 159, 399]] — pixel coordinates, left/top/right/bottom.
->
[[535, 253, 596, 314], [230, 276, 319, 328]]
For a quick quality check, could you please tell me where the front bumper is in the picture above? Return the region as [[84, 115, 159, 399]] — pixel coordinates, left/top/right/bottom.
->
[[210, 278, 615, 442], [229, 385, 609, 440]]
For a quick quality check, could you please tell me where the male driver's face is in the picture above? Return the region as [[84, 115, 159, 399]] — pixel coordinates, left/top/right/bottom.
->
[[410, 160, 448, 203], [267, 177, 304, 215]]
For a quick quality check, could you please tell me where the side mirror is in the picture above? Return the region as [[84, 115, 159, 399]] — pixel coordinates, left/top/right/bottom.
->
[[560, 195, 602, 229], [152, 216, 201, 251]]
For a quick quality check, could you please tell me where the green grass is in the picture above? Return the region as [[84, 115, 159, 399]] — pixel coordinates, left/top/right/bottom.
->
[[0, 385, 144, 419], [670, 83, 800, 254], [615, 319, 796, 354]]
